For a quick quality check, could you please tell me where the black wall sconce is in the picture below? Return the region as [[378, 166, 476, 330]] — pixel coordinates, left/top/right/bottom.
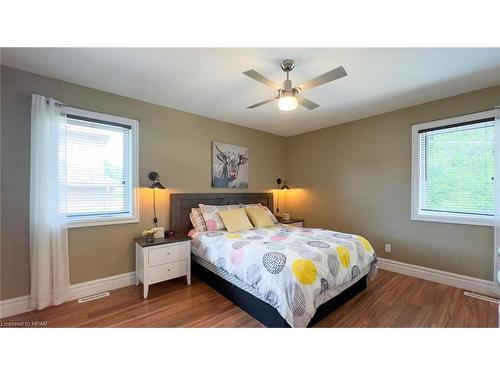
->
[[148, 171, 165, 227], [276, 178, 290, 215]]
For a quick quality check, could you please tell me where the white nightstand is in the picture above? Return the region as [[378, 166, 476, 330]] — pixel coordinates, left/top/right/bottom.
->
[[135, 236, 191, 298]]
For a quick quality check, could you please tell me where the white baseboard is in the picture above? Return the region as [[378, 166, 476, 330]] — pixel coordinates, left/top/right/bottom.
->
[[378, 257, 498, 297], [67, 272, 136, 301], [0, 295, 32, 319], [0, 271, 136, 319]]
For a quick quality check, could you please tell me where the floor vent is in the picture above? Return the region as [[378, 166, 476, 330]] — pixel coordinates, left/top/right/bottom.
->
[[464, 291, 500, 304], [78, 292, 110, 303]]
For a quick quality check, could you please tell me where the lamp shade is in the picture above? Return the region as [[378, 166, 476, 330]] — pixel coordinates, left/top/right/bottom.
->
[[278, 96, 298, 111], [148, 171, 166, 189], [276, 178, 290, 190], [149, 181, 165, 189], [278, 91, 298, 111]]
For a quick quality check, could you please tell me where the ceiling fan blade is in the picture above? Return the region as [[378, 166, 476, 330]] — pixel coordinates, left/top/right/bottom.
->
[[246, 98, 277, 109], [297, 96, 320, 110], [243, 70, 282, 90], [297, 66, 347, 91]]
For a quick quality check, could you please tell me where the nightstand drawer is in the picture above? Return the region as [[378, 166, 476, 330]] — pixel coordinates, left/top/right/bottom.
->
[[149, 260, 187, 284], [149, 243, 188, 266]]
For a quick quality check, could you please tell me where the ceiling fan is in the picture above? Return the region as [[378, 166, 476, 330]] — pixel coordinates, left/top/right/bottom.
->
[[243, 59, 347, 112]]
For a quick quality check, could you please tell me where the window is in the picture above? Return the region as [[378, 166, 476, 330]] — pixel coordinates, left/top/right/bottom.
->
[[61, 107, 139, 227], [411, 110, 495, 226]]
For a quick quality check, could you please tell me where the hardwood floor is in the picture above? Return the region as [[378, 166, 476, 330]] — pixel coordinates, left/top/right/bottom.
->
[[1, 270, 498, 328]]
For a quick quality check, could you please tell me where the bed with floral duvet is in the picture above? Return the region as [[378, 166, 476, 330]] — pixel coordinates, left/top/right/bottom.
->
[[190, 224, 378, 328]]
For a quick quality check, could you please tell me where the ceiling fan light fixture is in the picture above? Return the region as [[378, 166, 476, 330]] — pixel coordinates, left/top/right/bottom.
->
[[278, 92, 298, 111], [244, 59, 346, 111]]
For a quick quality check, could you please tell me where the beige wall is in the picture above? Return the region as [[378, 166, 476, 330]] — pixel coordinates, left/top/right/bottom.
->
[[0, 66, 287, 299], [285, 84, 500, 280]]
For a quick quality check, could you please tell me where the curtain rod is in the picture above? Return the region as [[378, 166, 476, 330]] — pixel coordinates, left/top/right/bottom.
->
[[44, 99, 140, 123], [45, 99, 69, 108], [54, 102, 71, 109], [48, 100, 91, 112]]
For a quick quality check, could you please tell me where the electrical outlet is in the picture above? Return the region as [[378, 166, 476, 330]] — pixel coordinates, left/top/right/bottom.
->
[[384, 244, 392, 253]]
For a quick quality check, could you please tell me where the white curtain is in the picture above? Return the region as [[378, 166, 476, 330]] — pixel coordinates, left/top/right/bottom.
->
[[495, 106, 500, 295], [30, 94, 70, 309]]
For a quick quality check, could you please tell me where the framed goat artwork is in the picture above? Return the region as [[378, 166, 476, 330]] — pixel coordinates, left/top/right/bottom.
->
[[212, 141, 249, 188]]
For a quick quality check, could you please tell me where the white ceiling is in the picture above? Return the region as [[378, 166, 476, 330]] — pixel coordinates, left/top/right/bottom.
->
[[2, 48, 500, 137]]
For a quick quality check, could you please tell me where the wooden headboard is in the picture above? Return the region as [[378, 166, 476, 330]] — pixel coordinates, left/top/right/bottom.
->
[[170, 192, 274, 235]]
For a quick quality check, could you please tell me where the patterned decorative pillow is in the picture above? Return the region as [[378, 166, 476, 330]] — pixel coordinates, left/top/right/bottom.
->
[[242, 203, 279, 224], [198, 204, 241, 231], [190, 208, 207, 231]]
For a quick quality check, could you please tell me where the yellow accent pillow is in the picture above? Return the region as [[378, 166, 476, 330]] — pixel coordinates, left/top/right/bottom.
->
[[218, 208, 254, 233], [245, 207, 274, 228]]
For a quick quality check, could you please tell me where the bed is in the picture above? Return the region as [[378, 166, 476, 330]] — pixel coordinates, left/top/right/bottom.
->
[[170, 193, 377, 328]]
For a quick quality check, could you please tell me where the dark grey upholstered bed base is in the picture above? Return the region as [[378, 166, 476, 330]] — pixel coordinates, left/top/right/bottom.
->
[[170, 193, 367, 328]]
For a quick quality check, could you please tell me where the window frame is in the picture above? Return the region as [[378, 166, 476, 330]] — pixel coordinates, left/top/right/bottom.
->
[[62, 106, 140, 228], [411, 110, 495, 227]]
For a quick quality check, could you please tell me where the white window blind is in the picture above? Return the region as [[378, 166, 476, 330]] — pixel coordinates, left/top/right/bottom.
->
[[60, 111, 138, 224], [418, 118, 494, 218]]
